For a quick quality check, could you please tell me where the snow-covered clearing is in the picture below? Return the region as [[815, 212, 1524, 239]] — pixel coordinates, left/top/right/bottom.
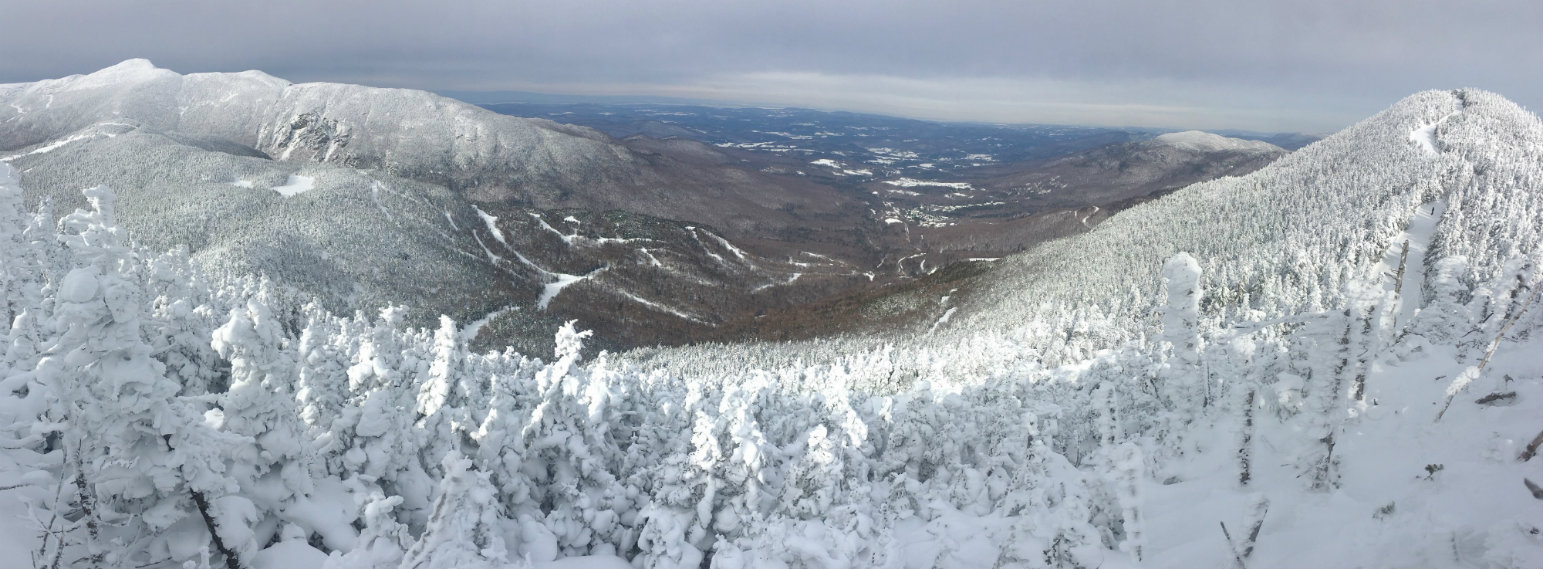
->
[[271, 174, 315, 197], [809, 158, 873, 176], [1154, 131, 1281, 153], [884, 178, 974, 190]]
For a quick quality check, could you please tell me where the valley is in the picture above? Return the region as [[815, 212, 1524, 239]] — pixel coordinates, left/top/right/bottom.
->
[[0, 61, 1299, 352]]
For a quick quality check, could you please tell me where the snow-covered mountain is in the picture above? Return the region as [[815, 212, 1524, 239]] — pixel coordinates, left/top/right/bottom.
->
[[958, 129, 1287, 216], [1150, 130, 1283, 153], [1, 60, 893, 352], [620, 89, 1543, 565], [1, 65, 1538, 569], [1, 60, 1299, 351], [3, 59, 634, 200]]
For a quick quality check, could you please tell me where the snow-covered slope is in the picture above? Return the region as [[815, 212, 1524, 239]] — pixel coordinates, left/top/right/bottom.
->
[[0, 60, 882, 351], [968, 130, 1287, 217], [1151, 130, 1284, 154], [623, 89, 1543, 566], [0, 59, 626, 192], [0, 59, 869, 234]]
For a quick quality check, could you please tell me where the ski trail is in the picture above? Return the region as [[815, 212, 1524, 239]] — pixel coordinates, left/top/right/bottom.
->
[[611, 289, 711, 325], [928, 307, 957, 334], [1391, 200, 1445, 329], [1409, 94, 1463, 156], [0, 132, 100, 162], [685, 227, 727, 265], [538, 267, 606, 310], [461, 307, 516, 342], [1079, 206, 1100, 228]]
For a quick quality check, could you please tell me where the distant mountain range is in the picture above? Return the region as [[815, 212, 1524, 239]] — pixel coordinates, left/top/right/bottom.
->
[[2, 60, 1295, 351]]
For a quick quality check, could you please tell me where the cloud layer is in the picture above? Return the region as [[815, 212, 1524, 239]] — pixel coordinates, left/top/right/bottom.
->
[[2, 0, 1537, 132]]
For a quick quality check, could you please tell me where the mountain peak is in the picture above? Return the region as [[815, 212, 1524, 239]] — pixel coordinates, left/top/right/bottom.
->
[[72, 58, 178, 88], [91, 58, 169, 78]]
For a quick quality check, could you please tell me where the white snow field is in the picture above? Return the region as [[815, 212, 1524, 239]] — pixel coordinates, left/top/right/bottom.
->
[[0, 86, 1539, 569], [1153, 130, 1284, 154], [271, 174, 316, 197]]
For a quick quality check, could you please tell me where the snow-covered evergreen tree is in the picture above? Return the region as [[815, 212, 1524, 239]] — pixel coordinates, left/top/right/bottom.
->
[[400, 453, 511, 569]]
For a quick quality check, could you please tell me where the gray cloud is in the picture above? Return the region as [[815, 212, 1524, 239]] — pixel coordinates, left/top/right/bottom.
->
[[2, 0, 1537, 132]]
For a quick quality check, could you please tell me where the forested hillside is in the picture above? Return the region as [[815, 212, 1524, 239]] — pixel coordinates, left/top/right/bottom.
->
[[0, 88, 1538, 569]]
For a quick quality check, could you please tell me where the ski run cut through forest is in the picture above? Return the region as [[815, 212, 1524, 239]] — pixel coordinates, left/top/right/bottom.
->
[[0, 85, 1540, 569]]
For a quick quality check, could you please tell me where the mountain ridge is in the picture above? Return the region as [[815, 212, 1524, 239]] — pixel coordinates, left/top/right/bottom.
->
[[0, 84, 1537, 568]]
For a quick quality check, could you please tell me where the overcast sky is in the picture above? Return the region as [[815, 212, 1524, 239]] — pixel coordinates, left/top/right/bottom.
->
[[2, 0, 1537, 133]]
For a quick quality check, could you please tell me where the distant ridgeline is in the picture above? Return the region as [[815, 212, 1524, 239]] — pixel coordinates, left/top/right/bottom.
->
[[1, 88, 1540, 568]]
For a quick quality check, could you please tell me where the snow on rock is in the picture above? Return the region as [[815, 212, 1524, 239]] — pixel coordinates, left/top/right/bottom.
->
[[1153, 130, 1283, 153], [271, 174, 315, 197]]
